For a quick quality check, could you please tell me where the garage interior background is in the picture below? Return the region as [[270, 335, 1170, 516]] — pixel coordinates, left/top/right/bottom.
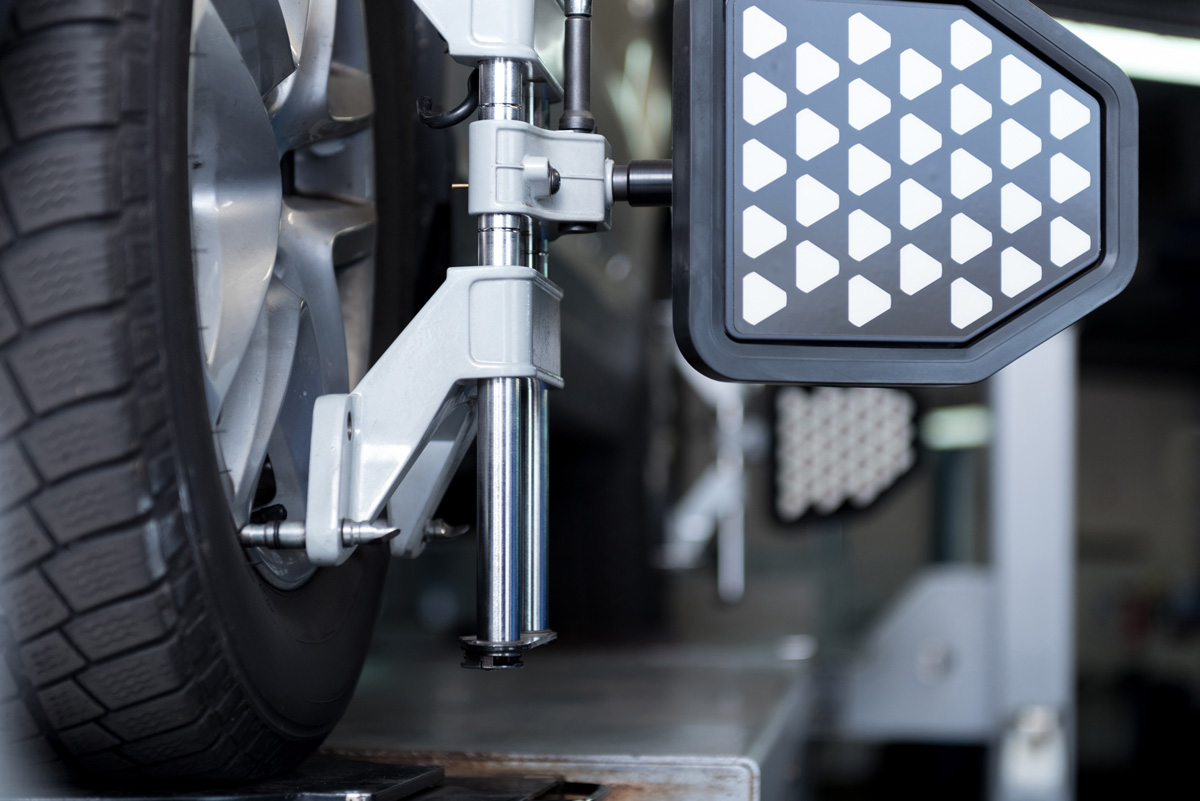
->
[[2, 0, 1196, 798], [331, 1, 1200, 799]]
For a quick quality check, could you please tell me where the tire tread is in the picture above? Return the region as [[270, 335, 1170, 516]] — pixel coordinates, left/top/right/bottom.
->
[[0, 0, 325, 782]]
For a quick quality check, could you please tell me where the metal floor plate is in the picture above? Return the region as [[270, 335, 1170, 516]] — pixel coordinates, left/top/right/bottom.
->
[[327, 640, 812, 801], [2, 758, 443, 801]]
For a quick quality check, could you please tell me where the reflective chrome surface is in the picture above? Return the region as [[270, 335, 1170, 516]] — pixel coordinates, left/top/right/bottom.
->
[[477, 58, 526, 647], [521, 82, 552, 635], [477, 377, 523, 644], [188, 0, 376, 588]]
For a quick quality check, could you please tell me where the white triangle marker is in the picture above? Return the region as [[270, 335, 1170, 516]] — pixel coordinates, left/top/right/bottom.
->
[[899, 113, 942, 165], [951, 148, 992, 199], [848, 275, 891, 326], [899, 49, 942, 100], [848, 13, 891, 65], [743, 6, 787, 59], [795, 175, 840, 226], [951, 84, 992, 134], [899, 179, 942, 230], [743, 205, 788, 258], [1000, 119, 1042, 169], [743, 139, 788, 192], [951, 20, 992, 70], [951, 278, 993, 328], [1001, 55, 1041, 105], [795, 241, 840, 293], [796, 43, 840, 95], [848, 78, 891, 130], [743, 272, 787, 325], [1050, 217, 1092, 266], [795, 109, 840, 160], [951, 213, 992, 264], [1050, 153, 1091, 202], [743, 73, 787, 125], [848, 210, 891, 261], [1050, 89, 1091, 139], [1001, 247, 1042, 297], [900, 244, 942, 295], [848, 144, 891, 196], [1000, 183, 1042, 233]]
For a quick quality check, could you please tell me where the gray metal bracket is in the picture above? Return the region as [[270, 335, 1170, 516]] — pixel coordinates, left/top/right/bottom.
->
[[837, 566, 994, 742], [411, 0, 565, 100], [305, 266, 563, 567], [468, 120, 613, 227]]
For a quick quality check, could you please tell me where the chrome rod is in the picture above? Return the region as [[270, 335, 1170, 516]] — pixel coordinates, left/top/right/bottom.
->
[[476, 58, 526, 646], [477, 376, 523, 643], [522, 381, 550, 632], [521, 79, 551, 634]]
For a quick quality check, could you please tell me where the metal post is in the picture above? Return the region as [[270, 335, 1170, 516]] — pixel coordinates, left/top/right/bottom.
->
[[989, 328, 1077, 801], [476, 58, 525, 652], [558, 0, 595, 134], [522, 80, 551, 635]]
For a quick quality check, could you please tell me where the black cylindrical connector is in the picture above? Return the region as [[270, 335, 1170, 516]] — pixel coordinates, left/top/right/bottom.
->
[[612, 160, 673, 207], [559, 1, 596, 134]]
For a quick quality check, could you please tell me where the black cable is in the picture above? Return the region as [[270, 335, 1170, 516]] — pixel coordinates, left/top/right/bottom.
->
[[418, 68, 479, 129]]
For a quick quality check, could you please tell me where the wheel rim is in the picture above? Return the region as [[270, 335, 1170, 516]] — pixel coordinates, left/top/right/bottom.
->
[[187, 0, 376, 588]]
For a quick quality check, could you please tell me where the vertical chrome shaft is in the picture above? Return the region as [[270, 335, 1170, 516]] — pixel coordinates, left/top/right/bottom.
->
[[521, 380, 550, 631], [521, 81, 551, 635], [477, 58, 525, 645], [477, 377, 523, 643]]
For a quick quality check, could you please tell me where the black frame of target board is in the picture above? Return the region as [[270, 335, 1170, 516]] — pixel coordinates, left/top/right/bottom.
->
[[671, 0, 1138, 385]]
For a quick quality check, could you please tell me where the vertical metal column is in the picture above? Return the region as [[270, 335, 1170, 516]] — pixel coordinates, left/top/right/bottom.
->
[[476, 59, 526, 651], [522, 80, 552, 635], [989, 328, 1077, 801]]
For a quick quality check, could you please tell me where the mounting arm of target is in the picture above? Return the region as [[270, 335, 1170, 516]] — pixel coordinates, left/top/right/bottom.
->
[[467, 120, 672, 228]]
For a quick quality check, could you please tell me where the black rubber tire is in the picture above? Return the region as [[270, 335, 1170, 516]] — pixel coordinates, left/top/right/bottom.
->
[[0, 0, 402, 784]]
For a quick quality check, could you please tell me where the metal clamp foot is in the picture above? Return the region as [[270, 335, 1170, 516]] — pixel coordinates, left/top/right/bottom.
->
[[459, 630, 558, 670]]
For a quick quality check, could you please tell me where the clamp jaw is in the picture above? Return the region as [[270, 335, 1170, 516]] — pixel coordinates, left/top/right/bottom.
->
[[411, 0, 566, 99], [242, 0, 669, 670], [469, 121, 612, 228]]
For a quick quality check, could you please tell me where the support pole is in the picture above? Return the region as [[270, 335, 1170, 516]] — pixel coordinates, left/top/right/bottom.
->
[[475, 58, 526, 662], [522, 80, 552, 635], [989, 329, 1077, 801]]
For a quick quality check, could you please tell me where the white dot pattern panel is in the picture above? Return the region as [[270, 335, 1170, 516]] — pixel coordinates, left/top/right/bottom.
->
[[774, 386, 917, 521], [728, 0, 1102, 343], [796, 240, 840, 292], [899, 178, 942, 230], [743, 5, 788, 59], [744, 139, 789, 191], [795, 109, 840, 160]]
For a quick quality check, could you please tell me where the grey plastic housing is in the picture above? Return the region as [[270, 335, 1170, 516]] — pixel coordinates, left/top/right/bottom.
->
[[468, 119, 613, 226], [672, 0, 1138, 385]]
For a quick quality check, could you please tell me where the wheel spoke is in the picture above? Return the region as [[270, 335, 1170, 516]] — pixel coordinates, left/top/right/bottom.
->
[[191, 0, 284, 414], [337, 256, 375, 389], [269, 0, 374, 154], [263, 314, 328, 522], [276, 0, 311, 61], [277, 197, 376, 395], [215, 279, 304, 526], [188, 0, 376, 585], [208, 0, 297, 95]]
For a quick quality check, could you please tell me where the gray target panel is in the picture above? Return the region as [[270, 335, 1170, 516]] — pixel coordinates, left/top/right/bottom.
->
[[727, 0, 1102, 344]]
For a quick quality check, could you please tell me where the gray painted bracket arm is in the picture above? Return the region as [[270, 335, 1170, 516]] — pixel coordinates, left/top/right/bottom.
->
[[305, 266, 563, 566]]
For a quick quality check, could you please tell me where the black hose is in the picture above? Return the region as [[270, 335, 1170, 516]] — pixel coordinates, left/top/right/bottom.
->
[[559, 12, 596, 133], [418, 68, 479, 129]]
